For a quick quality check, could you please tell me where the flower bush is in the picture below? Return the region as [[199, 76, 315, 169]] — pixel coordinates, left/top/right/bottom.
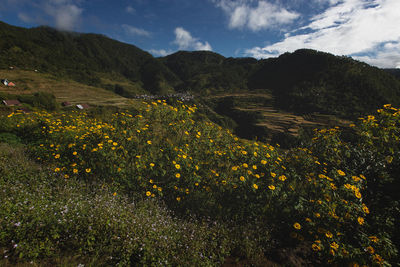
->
[[1, 101, 399, 265]]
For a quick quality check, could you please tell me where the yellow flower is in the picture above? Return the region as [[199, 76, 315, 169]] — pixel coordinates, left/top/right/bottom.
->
[[362, 204, 370, 214], [270, 172, 276, 178], [252, 165, 257, 170], [149, 179, 153, 183], [330, 242, 339, 250], [241, 150, 248, 155], [54, 167, 60, 172], [253, 184, 258, 189], [337, 169, 345, 176], [175, 164, 181, 169], [55, 154, 60, 159], [73, 169, 78, 174], [176, 173, 181, 178], [242, 163, 248, 168], [232, 166, 238, 171], [369, 236, 379, 243], [312, 243, 321, 251], [357, 217, 364, 225], [261, 160, 267, 165], [150, 163, 155, 167], [278, 175, 287, 181], [176, 197, 181, 202], [73, 151, 78, 156], [268, 185, 276, 190], [355, 191, 362, 199], [153, 185, 157, 189], [293, 222, 301, 230], [113, 142, 118, 146], [85, 168, 91, 173], [367, 246, 375, 254], [325, 231, 333, 238], [146, 191, 151, 196], [147, 140, 152, 145], [113, 192, 117, 196], [64, 174, 69, 179], [240, 176, 245, 182]]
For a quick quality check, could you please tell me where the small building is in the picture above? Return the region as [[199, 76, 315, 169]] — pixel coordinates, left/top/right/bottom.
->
[[76, 104, 90, 110], [1, 79, 9, 86], [62, 101, 72, 106], [2, 100, 21, 106]]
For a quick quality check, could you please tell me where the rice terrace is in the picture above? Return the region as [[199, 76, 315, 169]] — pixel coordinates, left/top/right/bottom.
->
[[1, 11, 400, 267]]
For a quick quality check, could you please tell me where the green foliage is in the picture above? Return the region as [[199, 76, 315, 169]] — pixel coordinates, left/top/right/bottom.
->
[[2, 102, 399, 265], [0, 143, 231, 266], [17, 92, 58, 111]]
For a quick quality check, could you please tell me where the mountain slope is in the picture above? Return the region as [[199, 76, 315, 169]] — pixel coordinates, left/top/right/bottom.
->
[[0, 21, 180, 94], [160, 51, 258, 93], [249, 49, 400, 118]]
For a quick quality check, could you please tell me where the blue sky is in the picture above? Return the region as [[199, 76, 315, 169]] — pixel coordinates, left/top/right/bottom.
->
[[0, 0, 399, 68]]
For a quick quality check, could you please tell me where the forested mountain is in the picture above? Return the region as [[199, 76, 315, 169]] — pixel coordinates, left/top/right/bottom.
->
[[0, 21, 180, 94], [160, 51, 258, 93], [1, 21, 400, 119], [249, 49, 400, 118]]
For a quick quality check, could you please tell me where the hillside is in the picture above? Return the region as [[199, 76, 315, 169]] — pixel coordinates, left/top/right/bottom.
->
[[0, 21, 180, 95], [2, 21, 400, 143], [160, 51, 258, 93], [249, 49, 400, 118]]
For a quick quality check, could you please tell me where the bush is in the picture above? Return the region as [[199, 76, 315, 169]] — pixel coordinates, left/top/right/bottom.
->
[[1, 102, 399, 265], [0, 143, 230, 266]]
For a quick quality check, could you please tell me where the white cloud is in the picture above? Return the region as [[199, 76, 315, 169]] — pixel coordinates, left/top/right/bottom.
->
[[18, 12, 33, 23], [41, 0, 82, 31], [245, 0, 400, 68], [173, 27, 212, 51], [213, 0, 299, 31], [122, 24, 151, 37], [148, 49, 174, 57], [126, 6, 135, 14]]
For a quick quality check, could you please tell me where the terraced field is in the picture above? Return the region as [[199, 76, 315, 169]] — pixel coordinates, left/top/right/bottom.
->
[[206, 90, 352, 142]]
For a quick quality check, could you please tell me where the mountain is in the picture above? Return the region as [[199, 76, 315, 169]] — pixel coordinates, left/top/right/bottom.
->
[[2, 21, 400, 121], [249, 49, 400, 118], [384, 68, 400, 81], [0, 21, 180, 95], [160, 51, 258, 93]]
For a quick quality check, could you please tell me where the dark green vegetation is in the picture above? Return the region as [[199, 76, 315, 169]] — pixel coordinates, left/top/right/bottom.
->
[[2, 21, 400, 121], [0, 103, 399, 266]]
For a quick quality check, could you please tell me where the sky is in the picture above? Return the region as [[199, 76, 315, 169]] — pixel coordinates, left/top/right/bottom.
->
[[0, 0, 399, 68]]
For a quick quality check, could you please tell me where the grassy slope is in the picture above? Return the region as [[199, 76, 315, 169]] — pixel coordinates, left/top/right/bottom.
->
[[0, 69, 133, 107]]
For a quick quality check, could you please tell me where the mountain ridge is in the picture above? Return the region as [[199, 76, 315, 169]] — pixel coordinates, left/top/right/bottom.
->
[[1, 20, 400, 120]]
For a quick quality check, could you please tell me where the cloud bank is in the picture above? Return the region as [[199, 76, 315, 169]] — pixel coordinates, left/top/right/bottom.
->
[[213, 0, 299, 31], [173, 27, 212, 51], [14, 0, 83, 31], [122, 24, 151, 37], [244, 0, 400, 68]]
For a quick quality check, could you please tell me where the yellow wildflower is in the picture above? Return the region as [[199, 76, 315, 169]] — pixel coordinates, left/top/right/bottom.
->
[[268, 185, 276, 190], [337, 170, 345, 176], [253, 184, 258, 189], [146, 191, 151, 197], [293, 222, 301, 230]]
